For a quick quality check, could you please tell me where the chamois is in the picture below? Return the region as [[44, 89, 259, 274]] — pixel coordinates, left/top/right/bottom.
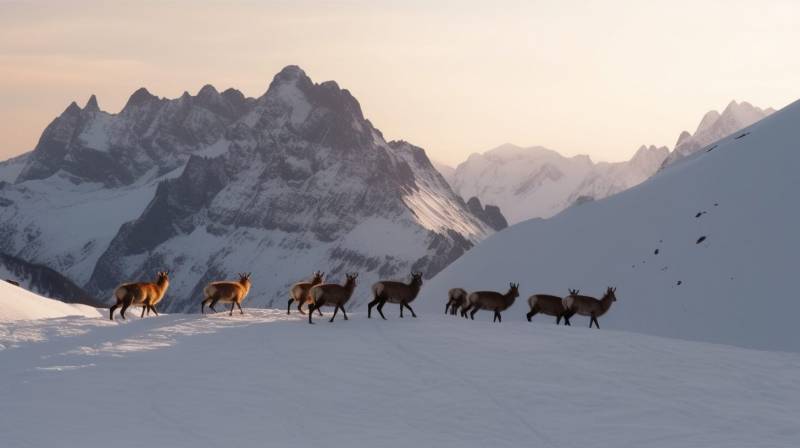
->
[[201, 273, 253, 316], [562, 287, 617, 328], [526, 294, 571, 325], [463, 283, 519, 322], [445, 288, 468, 316], [368, 272, 423, 319], [109, 271, 170, 321], [308, 273, 358, 324], [287, 271, 325, 315]]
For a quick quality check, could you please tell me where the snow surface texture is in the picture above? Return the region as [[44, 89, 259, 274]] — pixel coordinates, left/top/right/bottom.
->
[[663, 100, 774, 167], [1, 309, 798, 447], [421, 98, 800, 352], [450, 143, 669, 224], [0, 66, 490, 312], [0, 280, 99, 322]]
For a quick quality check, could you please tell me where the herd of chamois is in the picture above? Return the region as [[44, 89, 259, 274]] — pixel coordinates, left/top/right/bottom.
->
[[109, 271, 617, 327]]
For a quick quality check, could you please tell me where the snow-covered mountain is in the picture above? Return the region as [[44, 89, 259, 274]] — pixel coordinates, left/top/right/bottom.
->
[[422, 98, 800, 352], [0, 253, 101, 307], [0, 66, 491, 312], [663, 100, 774, 167], [449, 143, 668, 224]]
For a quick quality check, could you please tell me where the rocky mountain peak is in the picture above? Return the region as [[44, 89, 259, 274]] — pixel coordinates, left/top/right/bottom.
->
[[84, 94, 100, 112]]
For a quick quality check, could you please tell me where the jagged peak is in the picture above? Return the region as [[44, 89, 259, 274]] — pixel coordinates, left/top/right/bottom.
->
[[197, 84, 219, 97], [695, 109, 721, 134], [675, 130, 692, 147], [123, 87, 158, 111], [266, 65, 312, 93], [84, 94, 99, 112], [63, 101, 81, 116]]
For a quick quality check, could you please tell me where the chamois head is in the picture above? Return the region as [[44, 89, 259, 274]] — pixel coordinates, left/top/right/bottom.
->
[[508, 282, 520, 298], [345, 272, 358, 287], [238, 272, 252, 286], [312, 271, 325, 283], [605, 286, 617, 302], [410, 271, 423, 286], [156, 271, 170, 284], [568, 288, 580, 296]]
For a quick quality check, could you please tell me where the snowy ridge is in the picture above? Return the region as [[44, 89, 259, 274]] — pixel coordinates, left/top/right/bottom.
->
[[662, 100, 774, 167], [0, 280, 99, 323], [450, 143, 668, 223], [422, 98, 800, 352]]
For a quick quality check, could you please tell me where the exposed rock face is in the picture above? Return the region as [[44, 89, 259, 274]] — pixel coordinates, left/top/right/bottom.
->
[[466, 197, 508, 231], [1, 65, 491, 312]]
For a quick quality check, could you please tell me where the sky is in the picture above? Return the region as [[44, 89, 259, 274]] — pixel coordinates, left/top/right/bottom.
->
[[1, 0, 799, 165]]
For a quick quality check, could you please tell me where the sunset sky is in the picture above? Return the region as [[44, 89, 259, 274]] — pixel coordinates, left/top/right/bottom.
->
[[1, 0, 799, 164]]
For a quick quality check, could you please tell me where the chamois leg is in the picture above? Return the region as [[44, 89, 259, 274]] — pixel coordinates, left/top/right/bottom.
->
[[297, 301, 307, 315], [376, 299, 387, 320], [236, 302, 244, 315], [526, 308, 537, 322], [329, 304, 340, 323], [341, 305, 348, 320], [470, 307, 479, 320], [141, 305, 147, 318], [399, 302, 404, 318], [591, 316, 600, 329], [404, 302, 417, 318], [316, 305, 323, 316], [461, 304, 471, 318], [109, 302, 120, 321], [287, 298, 293, 315], [209, 298, 219, 313], [120, 297, 132, 320], [308, 303, 316, 324], [367, 297, 380, 319], [563, 314, 571, 326], [445, 302, 450, 315], [201, 298, 209, 314], [229, 302, 236, 316], [150, 305, 159, 316]]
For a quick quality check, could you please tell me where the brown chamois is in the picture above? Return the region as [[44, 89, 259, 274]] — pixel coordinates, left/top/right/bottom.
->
[[201, 273, 253, 316], [463, 283, 519, 322], [562, 287, 617, 328], [526, 294, 571, 325], [307, 273, 358, 324], [445, 288, 468, 316], [287, 271, 325, 316], [109, 271, 170, 321], [368, 272, 424, 319]]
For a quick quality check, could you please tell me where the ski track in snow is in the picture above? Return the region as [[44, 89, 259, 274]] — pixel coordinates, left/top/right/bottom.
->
[[1, 310, 799, 447]]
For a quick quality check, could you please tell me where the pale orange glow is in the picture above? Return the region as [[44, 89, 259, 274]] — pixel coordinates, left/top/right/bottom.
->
[[1, 0, 799, 164]]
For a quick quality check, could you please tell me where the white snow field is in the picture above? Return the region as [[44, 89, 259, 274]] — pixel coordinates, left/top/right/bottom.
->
[[0, 280, 99, 323], [1, 309, 799, 448], [421, 98, 800, 353]]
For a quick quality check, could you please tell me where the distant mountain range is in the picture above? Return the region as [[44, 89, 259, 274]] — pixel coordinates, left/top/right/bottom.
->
[[439, 100, 773, 224], [0, 66, 495, 311]]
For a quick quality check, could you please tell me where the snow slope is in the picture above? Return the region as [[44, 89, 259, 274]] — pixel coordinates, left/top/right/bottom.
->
[[1, 311, 798, 447], [421, 98, 800, 352], [0, 280, 99, 322]]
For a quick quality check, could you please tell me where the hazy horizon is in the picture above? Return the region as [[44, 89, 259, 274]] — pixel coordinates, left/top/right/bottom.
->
[[2, 0, 799, 165]]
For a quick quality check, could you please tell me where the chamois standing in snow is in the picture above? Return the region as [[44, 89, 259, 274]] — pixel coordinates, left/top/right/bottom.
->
[[287, 271, 325, 315], [562, 287, 617, 328], [201, 273, 253, 316], [463, 283, 519, 322], [368, 272, 423, 319], [308, 273, 358, 324], [109, 271, 170, 321], [445, 287, 468, 316], [526, 293, 571, 325]]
